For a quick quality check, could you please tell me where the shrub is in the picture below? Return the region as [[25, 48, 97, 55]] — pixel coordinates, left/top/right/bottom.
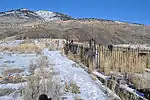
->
[[65, 82, 80, 94], [23, 75, 41, 100], [0, 88, 15, 96], [23, 55, 62, 100], [0, 43, 41, 53]]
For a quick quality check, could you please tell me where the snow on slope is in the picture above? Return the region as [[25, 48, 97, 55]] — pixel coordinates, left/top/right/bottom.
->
[[43, 49, 108, 100], [0, 9, 39, 19], [36, 10, 59, 21]]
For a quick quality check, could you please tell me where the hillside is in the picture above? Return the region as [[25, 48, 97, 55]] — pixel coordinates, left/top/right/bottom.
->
[[0, 8, 150, 44]]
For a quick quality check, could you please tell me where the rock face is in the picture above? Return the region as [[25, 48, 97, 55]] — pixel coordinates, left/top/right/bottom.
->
[[0, 8, 150, 44]]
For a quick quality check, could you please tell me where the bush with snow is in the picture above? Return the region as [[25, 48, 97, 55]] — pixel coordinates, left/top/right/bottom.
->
[[23, 55, 62, 100], [65, 82, 80, 94]]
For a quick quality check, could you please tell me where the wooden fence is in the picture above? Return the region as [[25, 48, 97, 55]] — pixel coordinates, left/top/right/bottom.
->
[[63, 39, 150, 100], [64, 39, 150, 75]]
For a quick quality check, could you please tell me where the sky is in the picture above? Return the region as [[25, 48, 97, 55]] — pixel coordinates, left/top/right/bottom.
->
[[0, 0, 149, 25]]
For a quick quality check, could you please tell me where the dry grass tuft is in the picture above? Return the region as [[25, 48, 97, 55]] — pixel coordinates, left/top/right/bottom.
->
[[0, 43, 42, 53], [129, 73, 150, 89], [65, 82, 80, 94]]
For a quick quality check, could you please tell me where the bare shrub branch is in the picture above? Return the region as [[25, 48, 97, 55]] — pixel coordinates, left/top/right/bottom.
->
[[24, 55, 62, 100]]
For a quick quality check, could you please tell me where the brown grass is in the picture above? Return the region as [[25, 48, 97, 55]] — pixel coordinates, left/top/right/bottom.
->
[[0, 43, 42, 53], [129, 73, 150, 89]]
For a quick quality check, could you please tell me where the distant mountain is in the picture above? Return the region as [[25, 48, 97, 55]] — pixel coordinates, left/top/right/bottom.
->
[[0, 8, 73, 21], [0, 9, 40, 19], [0, 8, 150, 44]]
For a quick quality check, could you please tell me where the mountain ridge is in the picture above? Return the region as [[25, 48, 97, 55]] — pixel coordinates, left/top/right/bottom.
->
[[0, 8, 147, 26], [0, 8, 150, 44]]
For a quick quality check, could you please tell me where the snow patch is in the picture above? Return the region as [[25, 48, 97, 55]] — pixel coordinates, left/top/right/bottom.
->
[[93, 71, 107, 80], [114, 21, 125, 24], [113, 44, 150, 50], [36, 10, 58, 21], [0, 82, 27, 89]]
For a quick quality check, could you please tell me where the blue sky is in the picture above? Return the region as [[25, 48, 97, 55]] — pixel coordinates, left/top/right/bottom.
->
[[0, 0, 149, 25]]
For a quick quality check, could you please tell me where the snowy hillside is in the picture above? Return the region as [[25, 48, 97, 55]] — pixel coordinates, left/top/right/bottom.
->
[[0, 9, 40, 19], [0, 8, 73, 21]]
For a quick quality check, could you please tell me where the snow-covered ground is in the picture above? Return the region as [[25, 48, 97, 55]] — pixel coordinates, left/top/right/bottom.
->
[[0, 53, 40, 75], [0, 82, 27, 100], [43, 48, 109, 100], [0, 82, 27, 90], [0, 39, 109, 100], [0, 48, 109, 100]]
